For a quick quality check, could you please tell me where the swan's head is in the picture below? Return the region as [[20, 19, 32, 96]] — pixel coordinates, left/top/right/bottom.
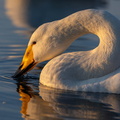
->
[[13, 22, 71, 78]]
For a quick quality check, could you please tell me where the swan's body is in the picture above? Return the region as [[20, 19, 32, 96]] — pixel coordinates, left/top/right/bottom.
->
[[14, 9, 120, 93]]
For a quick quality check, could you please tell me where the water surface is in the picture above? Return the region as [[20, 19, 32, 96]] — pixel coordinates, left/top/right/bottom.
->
[[1, 0, 120, 120]]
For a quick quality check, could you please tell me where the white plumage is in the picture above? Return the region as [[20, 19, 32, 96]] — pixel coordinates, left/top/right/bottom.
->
[[15, 9, 120, 93]]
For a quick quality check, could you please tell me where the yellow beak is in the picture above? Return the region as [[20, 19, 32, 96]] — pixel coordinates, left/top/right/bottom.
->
[[13, 45, 37, 78]]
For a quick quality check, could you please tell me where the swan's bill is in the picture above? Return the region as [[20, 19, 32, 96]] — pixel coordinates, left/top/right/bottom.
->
[[13, 45, 37, 78]]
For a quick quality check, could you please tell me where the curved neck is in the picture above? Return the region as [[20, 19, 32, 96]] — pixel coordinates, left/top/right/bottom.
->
[[58, 9, 120, 77]]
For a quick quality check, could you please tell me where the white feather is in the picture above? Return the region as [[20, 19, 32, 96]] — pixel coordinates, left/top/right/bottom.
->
[[29, 9, 120, 93]]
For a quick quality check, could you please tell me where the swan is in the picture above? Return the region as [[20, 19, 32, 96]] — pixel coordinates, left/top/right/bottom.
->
[[13, 9, 120, 93]]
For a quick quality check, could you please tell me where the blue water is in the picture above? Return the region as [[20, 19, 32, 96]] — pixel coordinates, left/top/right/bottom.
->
[[1, 0, 120, 120]]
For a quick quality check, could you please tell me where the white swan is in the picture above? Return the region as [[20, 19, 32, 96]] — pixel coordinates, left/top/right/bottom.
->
[[14, 9, 120, 93]]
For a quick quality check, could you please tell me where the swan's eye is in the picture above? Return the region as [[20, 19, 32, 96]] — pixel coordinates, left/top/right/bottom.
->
[[32, 41, 36, 45]]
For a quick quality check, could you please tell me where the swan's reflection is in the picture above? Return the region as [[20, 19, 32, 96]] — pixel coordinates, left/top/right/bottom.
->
[[16, 81, 120, 120], [16, 81, 59, 119], [40, 85, 120, 120], [16, 82, 34, 117]]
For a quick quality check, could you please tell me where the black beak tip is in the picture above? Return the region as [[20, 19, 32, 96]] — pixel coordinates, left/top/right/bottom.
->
[[12, 74, 23, 79], [12, 61, 37, 79], [12, 69, 24, 79]]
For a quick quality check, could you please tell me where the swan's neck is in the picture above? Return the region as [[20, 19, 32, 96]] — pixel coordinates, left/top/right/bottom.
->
[[58, 9, 120, 78]]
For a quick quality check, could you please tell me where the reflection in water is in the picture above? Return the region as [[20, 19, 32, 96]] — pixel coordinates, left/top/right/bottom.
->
[[16, 80, 120, 120], [5, 0, 107, 30], [16, 81, 60, 120], [17, 82, 33, 116]]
